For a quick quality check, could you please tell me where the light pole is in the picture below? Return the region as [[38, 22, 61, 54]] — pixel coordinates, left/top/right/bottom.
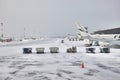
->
[[0, 22, 3, 38], [24, 27, 26, 39]]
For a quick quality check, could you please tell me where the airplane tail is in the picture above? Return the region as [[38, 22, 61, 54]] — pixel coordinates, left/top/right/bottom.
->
[[75, 22, 91, 39], [75, 22, 111, 43]]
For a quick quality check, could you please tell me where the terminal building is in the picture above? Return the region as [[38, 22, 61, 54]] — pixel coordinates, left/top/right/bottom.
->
[[93, 27, 120, 34]]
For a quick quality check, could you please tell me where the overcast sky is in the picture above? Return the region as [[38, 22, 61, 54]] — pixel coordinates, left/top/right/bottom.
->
[[0, 0, 120, 37]]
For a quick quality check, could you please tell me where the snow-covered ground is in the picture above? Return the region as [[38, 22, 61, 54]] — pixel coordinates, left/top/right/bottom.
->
[[0, 38, 120, 80]]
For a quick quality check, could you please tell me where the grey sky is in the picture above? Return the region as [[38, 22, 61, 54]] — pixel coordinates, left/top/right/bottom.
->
[[0, 0, 120, 37]]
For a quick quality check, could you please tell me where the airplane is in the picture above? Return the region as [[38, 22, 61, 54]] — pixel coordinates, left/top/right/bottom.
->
[[75, 22, 120, 48]]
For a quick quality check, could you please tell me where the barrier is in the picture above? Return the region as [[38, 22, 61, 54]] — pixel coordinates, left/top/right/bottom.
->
[[36, 48, 45, 53], [23, 48, 32, 53], [49, 47, 59, 53], [86, 48, 95, 53], [100, 47, 110, 53]]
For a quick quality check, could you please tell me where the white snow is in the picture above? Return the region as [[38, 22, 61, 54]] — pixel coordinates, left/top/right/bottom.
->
[[0, 38, 120, 80]]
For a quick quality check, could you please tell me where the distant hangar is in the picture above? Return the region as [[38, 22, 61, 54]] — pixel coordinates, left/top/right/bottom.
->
[[93, 27, 120, 34]]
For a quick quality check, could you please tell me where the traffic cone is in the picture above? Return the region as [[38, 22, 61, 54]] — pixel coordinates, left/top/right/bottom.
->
[[82, 63, 85, 68]]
